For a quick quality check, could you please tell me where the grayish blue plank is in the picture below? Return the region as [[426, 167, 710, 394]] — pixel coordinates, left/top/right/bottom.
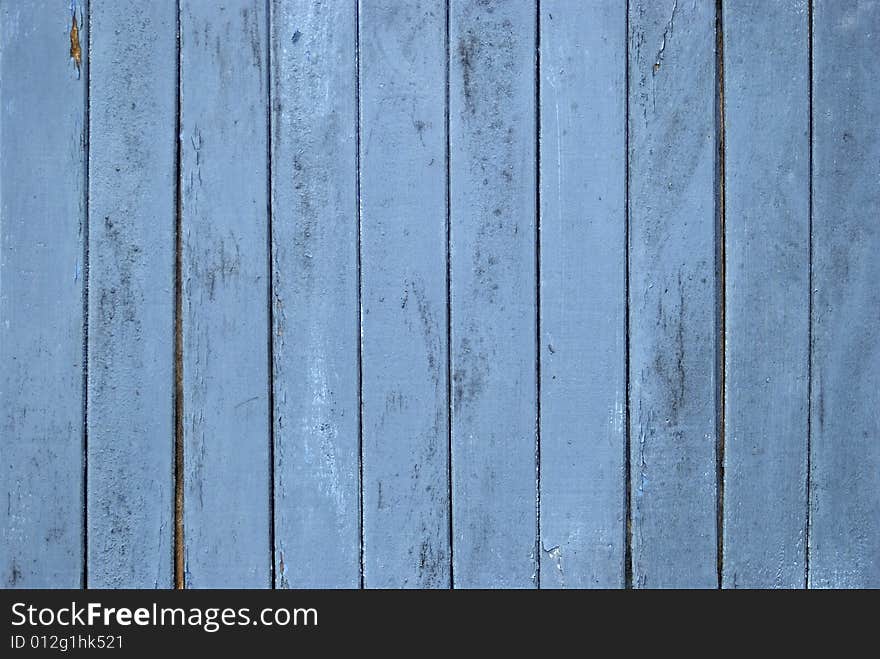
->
[[810, 0, 880, 589], [271, 0, 360, 588], [539, 0, 626, 589], [449, 0, 537, 588], [0, 0, 86, 588], [180, 0, 271, 588], [722, 0, 809, 589], [87, 1, 176, 588], [628, 0, 718, 588], [359, 0, 450, 588]]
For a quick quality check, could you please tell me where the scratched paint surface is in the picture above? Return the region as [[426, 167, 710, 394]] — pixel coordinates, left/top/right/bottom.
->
[[180, 0, 271, 588], [1, 1, 877, 589]]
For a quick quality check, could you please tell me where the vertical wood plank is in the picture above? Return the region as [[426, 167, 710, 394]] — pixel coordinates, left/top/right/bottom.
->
[[271, 0, 361, 588], [722, 0, 810, 589], [359, 0, 450, 588], [538, 0, 627, 589], [449, 0, 537, 588], [87, 1, 176, 588], [810, 0, 880, 588], [628, 0, 718, 588], [0, 0, 86, 588], [180, 0, 271, 588]]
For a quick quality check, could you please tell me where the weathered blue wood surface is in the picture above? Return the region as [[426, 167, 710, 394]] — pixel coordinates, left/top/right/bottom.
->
[[86, 2, 177, 588], [359, 0, 450, 588], [2, 0, 879, 590], [722, 0, 810, 589], [628, 0, 718, 588], [270, 0, 361, 588], [449, 0, 537, 588], [539, 0, 626, 589], [0, 0, 86, 588], [810, 0, 880, 589], [180, 0, 271, 588]]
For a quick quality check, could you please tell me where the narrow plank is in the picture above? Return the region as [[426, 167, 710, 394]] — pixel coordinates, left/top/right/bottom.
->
[[722, 0, 810, 589], [271, 0, 360, 588], [628, 0, 718, 588], [87, 2, 176, 588], [359, 0, 450, 588], [0, 0, 87, 588], [810, 0, 880, 588], [449, 0, 537, 588], [539, 0, 627, 589], [180, 0, 271, 588]]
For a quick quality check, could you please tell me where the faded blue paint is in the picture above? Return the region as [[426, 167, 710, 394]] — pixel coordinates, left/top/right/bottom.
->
[[1, 0, 87, 588], [180, 0, 271, 588], [359, 0, 450, 588], [810, 0, 880, 589], [270, 0, 361, 588], [722, 0, 810, 589], [539, 0, 627, 589], [0, 0, 877, 590], [628, 0, 719, 588], [86, 2, 176, 588], [449, 0, 538, 588]]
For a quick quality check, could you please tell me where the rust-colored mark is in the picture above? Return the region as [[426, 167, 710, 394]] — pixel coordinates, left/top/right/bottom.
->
[[69, 11, 82, 77]]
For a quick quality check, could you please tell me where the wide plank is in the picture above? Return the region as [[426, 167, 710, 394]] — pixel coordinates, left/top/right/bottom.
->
[[359, 0, 450, 588], [180, 0, 271, 588], [449, 0, 537, 588], [0, 0, 87, 588], [628, 0, 718, 588], [721, 0, 810, 589], [810, 0, 880, 588], [270, 0, 361, 588], [87, 1, 177, 588], [539, 0, 627, 589]]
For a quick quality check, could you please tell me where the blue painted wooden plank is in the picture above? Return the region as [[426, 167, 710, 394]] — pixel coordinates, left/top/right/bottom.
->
[[359, 0, 450, 588], [270, 0, 361, 588], [721, 0, 810, 589], [180, 0, 271, 588], [538, 0, 627, 589], [449, 0, 537, 588], [0, 0, 87, 588], [87, 1, 176, 588], [810, 0, 880, 589], [628, 0, 718, 588]]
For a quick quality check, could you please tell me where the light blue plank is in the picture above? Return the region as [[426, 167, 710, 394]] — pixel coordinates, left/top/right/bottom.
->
[[539, 0, 627, 589], [449, 0, 537, 588], [810, 0, 880, 589], [87, 1, 176, 588], [180, 0, 271, 588], [628, 0, 718, 588], [271, 0, 361, 588], [359, 0, 450, 588], [722, 0, 810, 589], [0, 0, 86, 588]]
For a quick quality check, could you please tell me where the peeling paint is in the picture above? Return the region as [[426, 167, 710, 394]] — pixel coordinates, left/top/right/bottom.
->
[[653, 0, 677, 75], [69, 9, 82, 78]]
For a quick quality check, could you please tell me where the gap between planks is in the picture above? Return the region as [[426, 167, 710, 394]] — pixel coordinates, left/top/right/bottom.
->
[[714, 0, 726, 590]]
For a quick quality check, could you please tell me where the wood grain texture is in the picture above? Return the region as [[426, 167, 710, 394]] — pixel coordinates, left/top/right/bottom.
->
[[721, 0, 810, 589], [359, 0, 450, 588], [628, 0, 718, 588], [270, 0, 361, 588], [0, 0, 87, 588], [449, 0, 537, 588], [810, 0, 880, 588], [87, 1, 176, 588], [180, 0, 271, 588], [539, 0, 626, 589], [4, 0, 880, 592]]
